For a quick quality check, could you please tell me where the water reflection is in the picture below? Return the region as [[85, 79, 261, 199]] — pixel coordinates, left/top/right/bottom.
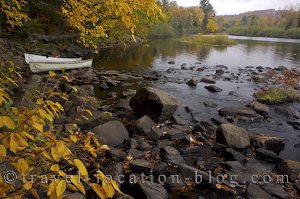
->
[[93, 36, 300, 72]]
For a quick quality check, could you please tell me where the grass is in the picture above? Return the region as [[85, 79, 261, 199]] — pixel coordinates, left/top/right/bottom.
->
[[177, 34, 237, 46], [254, 87, 300, 104]]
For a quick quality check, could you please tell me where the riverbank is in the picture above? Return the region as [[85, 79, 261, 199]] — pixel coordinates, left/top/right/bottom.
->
[[1, 36, 300, 198]]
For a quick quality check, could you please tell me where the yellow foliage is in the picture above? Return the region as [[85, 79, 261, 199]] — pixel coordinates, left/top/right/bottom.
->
[[0, 116, 16, 130], [206, 18, 218, 33]]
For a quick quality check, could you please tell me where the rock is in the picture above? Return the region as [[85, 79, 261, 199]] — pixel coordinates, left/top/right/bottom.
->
[[287, 120, 300, 130], [105, 163, 124, 184], [249, 133, 285, 152], [164, 128, 185, 141], [128, 149, 144, 159], [153, 162, 168, 175], [261, 183, 289, 199], [277, 160, 300, 182], [65, 192, 85, 199], [246, 183, 274, 199], [168, 61, 175, 64], [295, 180, 300, 192], [161, 146, 185, 166], [186, 77, 198, 87], [165, 175, 185, 191], [135, 115, 156, 134], [216, 124, 250, 150], [108, 91, 117, 98], [129, 87, 178, 122], [200, 77, 216, 84], [147, 127, 164, 141], [205, 157, 222, 170], [255, 148, 281, 162], [171, 116, 190, 126], [106, 78, 118, 87], [275, 106, 300, 119], [133, 176, 168, 199], [218, 106, 262, 120], [77, 85, 94, 96], [92, 121, 129, 147], [180, 164, 217, 187], [122, 89, 136, 97], [116, 99, 132, 111], [130, 159, 153, 174], [81, 111, 113, 130], [109, 149, 127, 161], [184, 106, 192, 113], [245, 159, 274, 176], [247, 101, 270, 117], [221, 161, 244, 172], [205, 85, 222, 92], [137, 141, 152, 151], [216, 69, 225, 74], [224, 148, 247, 163], [204, 101, 217, 108]]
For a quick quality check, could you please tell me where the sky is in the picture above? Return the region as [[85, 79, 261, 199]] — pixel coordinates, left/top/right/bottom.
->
[[175, 0, 300, 15]]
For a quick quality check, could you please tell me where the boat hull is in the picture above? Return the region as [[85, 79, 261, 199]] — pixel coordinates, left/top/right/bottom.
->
[[29, 59, 93, 73], [25, 53, 81, 64]]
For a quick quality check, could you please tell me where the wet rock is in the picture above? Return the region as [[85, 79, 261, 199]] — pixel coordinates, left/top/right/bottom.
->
[[130, 87, 178, 122], [221, 161, 244, 172], [247, 101, 270, 117], [135, 115, 156, 134], [153, 162, 168, 175], [122, 89, 136, 97], [249, 133, 285, 152], [205, 85, 223, 92], [276, 160, 300, 182], [181, 63, 187, 67], [216, 124, 250, 150], [130, 159, 153, 174], [168, 61, 175, 65], [184, 106, 192, 113], [161, 146, 185, 166], [211, 117, 229, 126], [218, 106, 263, 120], [275, 106, 300, 119], [261, 183, 289, 199], [228, 91, 238, 96], [109, 149, 127, 161], [132, 176, 168, 199], [287, 120, 300, 130], [255, 148, 281, 162], [92, 121, 129, 147], [204, 101, 217, 108], [180, 164, 217, 187], [165, 175, 185, 191], [215, 69, 225, 75], [147, 127, 164, 141], [171, 115, 190, 126], [186, 77, 198, 87], [200, 77, 216, 84], [165, 128, 185, 141], [128, 149, 144, 159], [246, 183, 274, 199], [224, 147, 247, 163], [274, 66, 287, 71]]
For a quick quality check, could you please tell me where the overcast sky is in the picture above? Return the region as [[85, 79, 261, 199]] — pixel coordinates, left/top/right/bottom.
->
[[176, 0, 300, 15]]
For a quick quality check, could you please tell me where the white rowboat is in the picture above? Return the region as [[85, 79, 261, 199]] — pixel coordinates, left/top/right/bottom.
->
[[25, 53, 81, 64], [29, 59, 93, 73]]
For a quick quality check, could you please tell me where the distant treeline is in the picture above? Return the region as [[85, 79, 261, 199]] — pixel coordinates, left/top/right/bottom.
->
[[217, 8, 300, 39]]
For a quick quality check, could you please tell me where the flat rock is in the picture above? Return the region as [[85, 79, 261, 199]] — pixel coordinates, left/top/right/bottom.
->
[[249, 133, 285, 152], [261, 183, 289, 199], [161, 146, 185, 166], [205, 85, 223, 92], [200, 77, 216, 84], [153, 162, 168, 175], [247, 101, 270, 117], [287, 120, 300, 130], [245, 159, 274, 176], [130, 159, 153, 174], [92, 121, 129, 147], [246, 183, 274, 199], [276, 160, 300, 182], [130, 87, 178, 122], [221, 161, 244, 172], [255, 148, 281, 162], [218, 106, 263, 120], [216, 123, 250, 150], [186, 77, 198, 86], [134, 177, 168, 199]]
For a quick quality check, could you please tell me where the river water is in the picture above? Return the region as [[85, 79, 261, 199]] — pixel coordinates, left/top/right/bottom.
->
[[94, 36, 300, 161]]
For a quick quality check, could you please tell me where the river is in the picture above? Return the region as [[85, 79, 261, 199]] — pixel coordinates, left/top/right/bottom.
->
[[94, 36, 300, 161]]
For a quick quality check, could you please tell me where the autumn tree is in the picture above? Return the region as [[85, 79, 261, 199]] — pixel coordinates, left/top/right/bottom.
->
[[206, 18, 218, 33], [199, 0, 214, 30]]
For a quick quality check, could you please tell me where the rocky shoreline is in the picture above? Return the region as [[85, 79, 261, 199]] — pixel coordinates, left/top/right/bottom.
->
[[1, 36, 300, 198]]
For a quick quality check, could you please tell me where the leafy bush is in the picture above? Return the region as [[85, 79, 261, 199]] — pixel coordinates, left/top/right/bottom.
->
[[149, 22, 176, 38], [255, 87, 300, 104], [0, 63, 121, 198]]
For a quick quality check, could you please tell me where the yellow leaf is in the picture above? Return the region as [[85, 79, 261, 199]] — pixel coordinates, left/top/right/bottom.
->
[[71, 175, 86, 195], [112, 180, 124, 194], [24, 181, 32, 190], [90, 183, 107, 199], [41, 151, 53, 161], [102, 180, 115, 198], [74, 159, 88, 178], [47, 180, 57, 197], [0, 145, 7, 157], [0, 116, 16, 130], [56, 180, 66, 198], [29, 188, 40, 199], [49, 71, 56, 78], [50, 164, 60, 173], [70, 135, 77, 143]]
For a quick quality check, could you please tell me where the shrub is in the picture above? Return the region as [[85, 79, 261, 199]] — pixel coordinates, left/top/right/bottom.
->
[[254, 87, 300, 104]]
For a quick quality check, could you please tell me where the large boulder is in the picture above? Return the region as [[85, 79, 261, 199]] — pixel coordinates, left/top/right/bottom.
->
[[216, 124, 250, 150], [247, 101, 270, 117], [249, 133, 285, 152], [92, 121, 129, 147], [129, 87, 178, 122]]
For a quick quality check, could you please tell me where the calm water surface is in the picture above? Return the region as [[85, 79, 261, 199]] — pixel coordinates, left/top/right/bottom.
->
[[94, 36, 300, 161]]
